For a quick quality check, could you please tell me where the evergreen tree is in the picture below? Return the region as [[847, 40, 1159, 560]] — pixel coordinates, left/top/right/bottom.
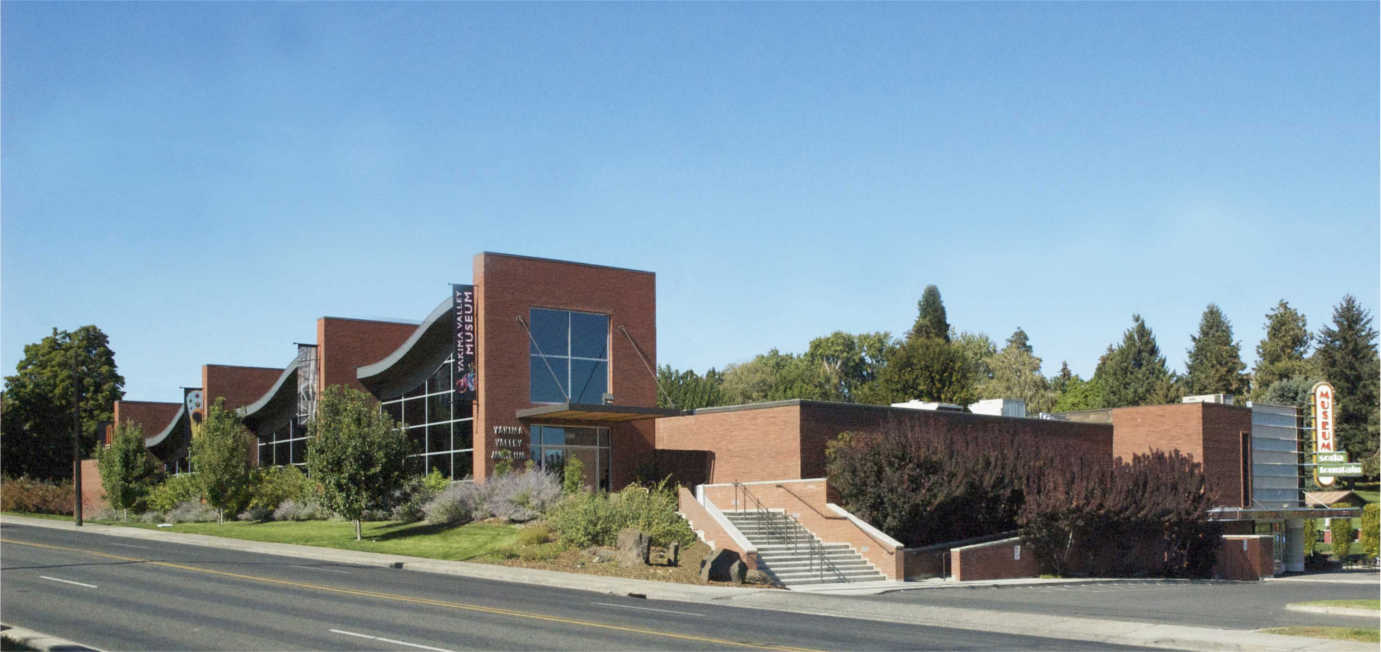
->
[[1051, 361, 1075, 395], [1184, 304, 1249, 397], [1094, 315, 1177, 407], [982, 328, 1056, 413], [910, 285, 950, 342], [1253, 300, 1313, 396], [1313, 295, 1380, 466]]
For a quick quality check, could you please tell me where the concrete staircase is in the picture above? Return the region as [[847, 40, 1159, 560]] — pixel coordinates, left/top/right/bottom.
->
[[724, 510, 886, 587]]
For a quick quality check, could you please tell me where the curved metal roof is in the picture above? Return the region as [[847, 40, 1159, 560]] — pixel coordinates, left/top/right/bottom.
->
[[236, 362, 299, 423], [356, 296, 452, 393], [144, 404, 188, 448]]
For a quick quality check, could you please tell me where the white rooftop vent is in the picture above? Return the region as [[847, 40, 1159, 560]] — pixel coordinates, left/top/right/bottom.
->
[[890, 400, 965, 412], [1182, 394, 1234, 406], [969, 398, 1026, 418]]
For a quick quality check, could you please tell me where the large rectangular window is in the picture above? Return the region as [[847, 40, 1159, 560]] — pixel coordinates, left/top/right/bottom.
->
[[528, 424, 611, 491], [379, 355, 475, 480], [529, 308, 609, 403]]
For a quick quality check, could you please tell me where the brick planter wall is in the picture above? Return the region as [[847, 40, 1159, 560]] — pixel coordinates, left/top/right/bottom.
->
[[951, 537, 1039, 581]]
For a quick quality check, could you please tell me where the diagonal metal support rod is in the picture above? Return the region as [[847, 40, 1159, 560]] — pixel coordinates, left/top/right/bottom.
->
[[515, 315, 570, 402]]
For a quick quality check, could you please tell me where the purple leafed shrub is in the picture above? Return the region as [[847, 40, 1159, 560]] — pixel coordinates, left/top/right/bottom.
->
[[484, 469, 562, 523], [422, 481, 487, 526]]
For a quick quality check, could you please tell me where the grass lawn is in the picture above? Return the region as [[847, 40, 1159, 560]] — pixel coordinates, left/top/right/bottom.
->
[[1295, 599, 1380, 611], [12, 514, 522, 562], [1354, 489, 1379, 504], [0, 511, 74, 522], [1261, 627, 1379, 644]]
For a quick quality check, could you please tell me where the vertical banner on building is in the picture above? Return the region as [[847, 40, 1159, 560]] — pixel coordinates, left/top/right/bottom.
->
[[453, 284, 477, 401], [1312, 381, 1336, 487], [296, 344, 318, 424], [183, 387, 204, 422]]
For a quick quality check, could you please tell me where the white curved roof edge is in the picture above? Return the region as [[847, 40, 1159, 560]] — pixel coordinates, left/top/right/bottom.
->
[[356, 296, 452, 382], [144, 404, 187, 449], [235, 362, 299, 420]]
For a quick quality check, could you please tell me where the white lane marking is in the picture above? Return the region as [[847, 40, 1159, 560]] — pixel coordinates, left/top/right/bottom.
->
[[108, 542, 151, 550], [592, 601, 704, 617], [40, 575, 98, 589], [329, 628, 455, 652], [289, 564, 352, 575]]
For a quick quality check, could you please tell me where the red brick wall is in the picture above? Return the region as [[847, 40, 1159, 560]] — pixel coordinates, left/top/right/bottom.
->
[[80, 458, 106, 513], [657, 405, 802, 483], [201, 365, 283, 413], [317, 317, 417, 394], [475, 253, 657, 484], [1216, 535, 1274, 580], [111, 401, 181, 443], [951, 537, 1040, 581], [658, 401, 1112, 485], [1111, 403, 1250, 507], [798, 402, 1114, 479]]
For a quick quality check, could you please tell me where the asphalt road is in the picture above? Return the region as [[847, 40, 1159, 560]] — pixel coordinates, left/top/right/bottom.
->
[[866, 576, 1381, 630], [0, 523, 1139, 651]]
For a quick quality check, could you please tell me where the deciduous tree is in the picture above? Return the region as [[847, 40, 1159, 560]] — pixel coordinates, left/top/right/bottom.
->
[[981, 328, 1056, 414], [1, 325, 124, 479], [656, 365, 724, 410], [308, 385, 409, 540], [191, 400, 253, 524], [98, 422, 160, 520]]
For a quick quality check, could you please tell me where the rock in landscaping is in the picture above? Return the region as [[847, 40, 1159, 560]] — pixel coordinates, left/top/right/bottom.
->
[[616, 528, 651, 567], [745, 569, 770, 585], [728, 560, 747, 584], [698, 548, 742, 582]]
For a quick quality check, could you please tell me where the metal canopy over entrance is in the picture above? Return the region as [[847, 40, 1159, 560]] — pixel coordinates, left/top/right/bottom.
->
[[515, 402, 683, 424]]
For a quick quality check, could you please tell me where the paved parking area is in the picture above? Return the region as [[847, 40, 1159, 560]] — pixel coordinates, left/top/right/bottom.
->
[[866, 574, 1380, 630]]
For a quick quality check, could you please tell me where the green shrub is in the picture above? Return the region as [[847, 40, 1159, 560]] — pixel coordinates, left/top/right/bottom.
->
[[422, 468, 449, 494], [563, 456, 585, 494], [546, 480, 695, 549], [1303, 519, 1317, 556], [1361, 504, 1379, 560], [148, 474, 203, 513], [249, 465, 313, 513], [0, 476, 74, 515], [1329, 504, 1354, 561], [493, 458, 513, 477], [517, 524, 553, 546]]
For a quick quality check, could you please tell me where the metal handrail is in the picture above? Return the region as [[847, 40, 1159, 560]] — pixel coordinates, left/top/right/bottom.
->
[[733, 482, 847, 583], [773, 484, 898, 557]]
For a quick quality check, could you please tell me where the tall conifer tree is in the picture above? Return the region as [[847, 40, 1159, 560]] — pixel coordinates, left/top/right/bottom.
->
[[1252, 300, 1312, 395], [910, 285, 950, 342], [1184, 304, 1249, 396], [1094, 315, 1177, 407], [1313, 295, 1380, 465]]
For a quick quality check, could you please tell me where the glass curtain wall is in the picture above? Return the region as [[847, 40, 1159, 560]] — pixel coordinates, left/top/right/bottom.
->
[[380, 355, 474, 479], [528, 424, 610, 490], [257, 420, 308, 468], [529, 308, 609, 404]]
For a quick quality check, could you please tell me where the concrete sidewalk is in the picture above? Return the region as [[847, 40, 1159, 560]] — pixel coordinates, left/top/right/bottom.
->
[[3, 515, 1372, 651]]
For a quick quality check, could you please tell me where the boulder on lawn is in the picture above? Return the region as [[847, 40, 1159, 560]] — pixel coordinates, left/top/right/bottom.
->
[[616, 528, 651, 567], [698, 548, 742, 582]]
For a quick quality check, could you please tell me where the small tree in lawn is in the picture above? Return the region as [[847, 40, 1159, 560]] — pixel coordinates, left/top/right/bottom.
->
[[191, 400, 253, 524], [308, 385, 408, 541], [1328, 508, 1353, 562], [98, 422, 160, 520]]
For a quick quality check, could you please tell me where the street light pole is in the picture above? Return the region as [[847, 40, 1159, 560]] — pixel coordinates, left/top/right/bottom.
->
[[72, 357, 83, 527]]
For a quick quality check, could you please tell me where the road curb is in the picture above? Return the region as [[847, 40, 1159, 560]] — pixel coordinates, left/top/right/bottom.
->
[[1, 624, 103, 651], [1284, 604, 1380, 618]]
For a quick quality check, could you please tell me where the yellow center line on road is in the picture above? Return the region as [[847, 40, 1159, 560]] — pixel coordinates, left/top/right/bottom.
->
[[1, 537, 818, 652]]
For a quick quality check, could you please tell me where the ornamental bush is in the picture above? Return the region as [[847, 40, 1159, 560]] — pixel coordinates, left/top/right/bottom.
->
[[0, 476, 74, 515], [1329, 507, 1353, 561], [1360, 504, 1379, 560], [98, 422, 162, 519], [545, 479, 695, 549], [247, 465, 314, 515], [147, 474, 203, 513], [422, 481, 487, 526], [485, 469, 562, 522]]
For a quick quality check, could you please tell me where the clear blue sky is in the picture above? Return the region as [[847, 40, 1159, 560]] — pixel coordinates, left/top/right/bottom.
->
[[4, 3, 1377, 402]]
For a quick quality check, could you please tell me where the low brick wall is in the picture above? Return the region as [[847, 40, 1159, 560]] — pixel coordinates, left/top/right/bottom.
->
[[1217, 535, 1274, 580], [701, 480, 904, 580], [677, 486, 758, 568], [903, 547, 947, 579], [951, 537, 1039, 582], [80, 458, 107, 513]]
